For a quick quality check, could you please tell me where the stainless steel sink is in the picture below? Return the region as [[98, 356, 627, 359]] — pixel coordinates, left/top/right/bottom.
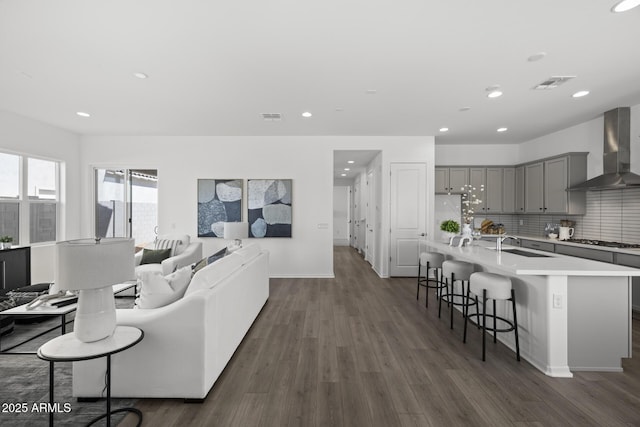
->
[[502, 249, 552, 257]]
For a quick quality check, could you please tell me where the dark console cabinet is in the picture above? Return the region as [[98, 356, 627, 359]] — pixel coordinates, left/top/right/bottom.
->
[[0, 246, 31, 295]]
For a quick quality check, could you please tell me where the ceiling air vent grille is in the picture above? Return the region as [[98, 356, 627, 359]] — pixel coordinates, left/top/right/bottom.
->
[[532, 76, 576, 90], [260, 113, 283, 121]]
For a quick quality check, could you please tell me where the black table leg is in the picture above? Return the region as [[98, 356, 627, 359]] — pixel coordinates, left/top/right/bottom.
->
[[49, 360, 54, 427], [86, 354, 142, 427], [107, 355, 111, 427]]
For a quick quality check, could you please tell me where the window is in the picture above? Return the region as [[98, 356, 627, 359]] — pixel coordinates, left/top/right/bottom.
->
[[28, 157, 58, 243], [0, 152, 20, 242], [0, 151, 59, 245], [94, 168, 158, 247]]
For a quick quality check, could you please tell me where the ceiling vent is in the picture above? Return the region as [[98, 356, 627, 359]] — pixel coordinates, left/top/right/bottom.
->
[[532, 76, 576, 90], [260, 113, 282, 121]]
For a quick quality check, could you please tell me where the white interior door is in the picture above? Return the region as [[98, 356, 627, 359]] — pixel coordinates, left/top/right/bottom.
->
[[365, 170, 375, 265], [389, 162, 426, 276]]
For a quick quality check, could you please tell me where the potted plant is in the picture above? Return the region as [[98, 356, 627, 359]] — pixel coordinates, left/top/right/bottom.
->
[[440, 220, 460, 242], [0, 236, 13, 250]]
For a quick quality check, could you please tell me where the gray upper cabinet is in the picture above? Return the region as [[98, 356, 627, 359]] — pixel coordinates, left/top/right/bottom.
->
[[435, 167, 468, 194], [485, 167, 504, 213], [525, 161, 545, 213], [435, 152, 586, 215], [546, 153, 587, 214], [544, 157, 568, 213], [502, 167, 515, 213], [514, 166, 525, 213], [435, 168, 448, 193]]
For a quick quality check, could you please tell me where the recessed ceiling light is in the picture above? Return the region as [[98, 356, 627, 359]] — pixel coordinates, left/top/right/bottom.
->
[[302, 111, 312, 118], [572, 90, 590, 98], [611, 0, 640, 12], [344, 168, 350, 171], [497, 127, 508, 132], [76, 111, 91, 118], [133, 72, 148, 79], [487, 90, 503, 99], [439, 127, 449, 132], [527, 52, 547, 62], [341, 173, 347, 177], [366, 89, 377, 95], [347, 160, 355, 164]]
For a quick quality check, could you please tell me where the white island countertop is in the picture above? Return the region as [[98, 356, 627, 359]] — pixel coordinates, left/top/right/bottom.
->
[[427, 240, 640, 277], [425, 239, 639, 378]]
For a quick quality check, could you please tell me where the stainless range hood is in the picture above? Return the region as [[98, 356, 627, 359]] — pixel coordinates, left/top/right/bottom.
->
[[570, 107, 640, 191]]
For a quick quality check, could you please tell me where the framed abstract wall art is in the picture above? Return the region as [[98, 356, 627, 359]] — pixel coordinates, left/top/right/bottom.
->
[[197, 179, 242, 237], [247, 179, 292, 238]]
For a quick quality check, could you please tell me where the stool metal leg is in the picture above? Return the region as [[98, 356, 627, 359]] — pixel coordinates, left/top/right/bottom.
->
[[512, 289, 521, 361], [416, 263, 422, 301], [493, 299, 498, 343], [482, 289, 487, 361], [450, 274, 455, 329], [425, 262, 430, 308]]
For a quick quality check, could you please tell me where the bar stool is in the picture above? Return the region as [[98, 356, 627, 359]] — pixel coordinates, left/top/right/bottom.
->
[[416, 252, 445, 308], [439, 260, 476, 329], [464, 272, 520, 362]]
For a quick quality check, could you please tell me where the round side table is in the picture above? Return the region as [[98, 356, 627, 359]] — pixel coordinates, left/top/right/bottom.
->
[[37, 325, 144, 427]]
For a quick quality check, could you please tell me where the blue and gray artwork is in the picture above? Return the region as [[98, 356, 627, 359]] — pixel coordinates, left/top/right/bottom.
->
[[247, 179, 292, 238], [198, 179, 242, 237]]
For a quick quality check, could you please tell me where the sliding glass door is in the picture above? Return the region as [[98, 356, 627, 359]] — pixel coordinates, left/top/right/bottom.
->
[[94, 168, 157, 247]]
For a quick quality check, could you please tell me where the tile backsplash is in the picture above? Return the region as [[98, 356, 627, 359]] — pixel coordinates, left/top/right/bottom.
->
[[481, 187, 640, 243]]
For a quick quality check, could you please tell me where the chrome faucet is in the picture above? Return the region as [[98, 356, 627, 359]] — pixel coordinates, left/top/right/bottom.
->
[[496, 235, 519, 251]]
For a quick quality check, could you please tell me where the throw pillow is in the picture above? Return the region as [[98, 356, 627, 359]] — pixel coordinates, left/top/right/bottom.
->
[[192, 247, 228, 275], [140, 248, 172, 265], [154, 239, 181, 257], [134, 266, 192, 309], [0, 296, 17, 311]]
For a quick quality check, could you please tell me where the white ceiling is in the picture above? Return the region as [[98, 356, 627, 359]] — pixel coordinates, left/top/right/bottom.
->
[[334, 150, 380, 180], [2, 1, 640, 147]]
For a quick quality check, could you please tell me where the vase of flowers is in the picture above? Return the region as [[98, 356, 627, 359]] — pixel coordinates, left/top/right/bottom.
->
[[460, 183, 484, 236]]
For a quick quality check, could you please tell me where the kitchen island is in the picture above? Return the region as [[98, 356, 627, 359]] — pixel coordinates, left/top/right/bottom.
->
[[426, 239, 640, 378]]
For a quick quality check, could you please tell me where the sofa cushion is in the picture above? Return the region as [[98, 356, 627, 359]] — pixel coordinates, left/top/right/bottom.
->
[[154, 239, 180, 257], [140, 248, 172, 265], [135, 266, 192, 309], [157, 234, 190, 255], [185, 253, 245, 296], [192, 247, 228, 275]]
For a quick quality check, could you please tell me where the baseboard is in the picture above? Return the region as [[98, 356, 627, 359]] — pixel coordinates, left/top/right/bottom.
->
[[270, 274, 335, 279]]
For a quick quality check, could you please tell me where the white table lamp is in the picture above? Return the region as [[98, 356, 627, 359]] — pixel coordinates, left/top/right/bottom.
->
[[223, 222, 248, 251], [55, 238, 135, 343]]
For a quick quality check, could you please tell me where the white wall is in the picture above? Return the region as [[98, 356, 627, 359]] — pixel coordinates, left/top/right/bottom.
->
[[0, 109, 82, 283], [436, 103, 640, 179], [435, 143, 520, 166], [80, 135, 434, 278]]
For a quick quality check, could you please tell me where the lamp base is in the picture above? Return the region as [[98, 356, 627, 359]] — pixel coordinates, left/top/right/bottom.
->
[[74, 286, 116, 343]]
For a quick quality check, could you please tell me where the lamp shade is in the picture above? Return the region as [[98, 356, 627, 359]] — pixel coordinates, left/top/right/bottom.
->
[[55, 238, 135, 291], [223, 222, 248, 241], [54, 238, 134, 342]]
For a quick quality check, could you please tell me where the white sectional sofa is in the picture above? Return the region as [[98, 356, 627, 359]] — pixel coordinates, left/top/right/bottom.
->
[[72, 244, 269, 400]]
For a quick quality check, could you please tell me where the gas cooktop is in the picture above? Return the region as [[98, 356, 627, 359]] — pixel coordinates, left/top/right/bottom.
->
[[566, 239, 640, 249]]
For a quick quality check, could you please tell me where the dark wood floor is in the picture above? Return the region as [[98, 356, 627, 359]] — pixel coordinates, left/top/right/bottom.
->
[[120, 246, 640, 426]]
